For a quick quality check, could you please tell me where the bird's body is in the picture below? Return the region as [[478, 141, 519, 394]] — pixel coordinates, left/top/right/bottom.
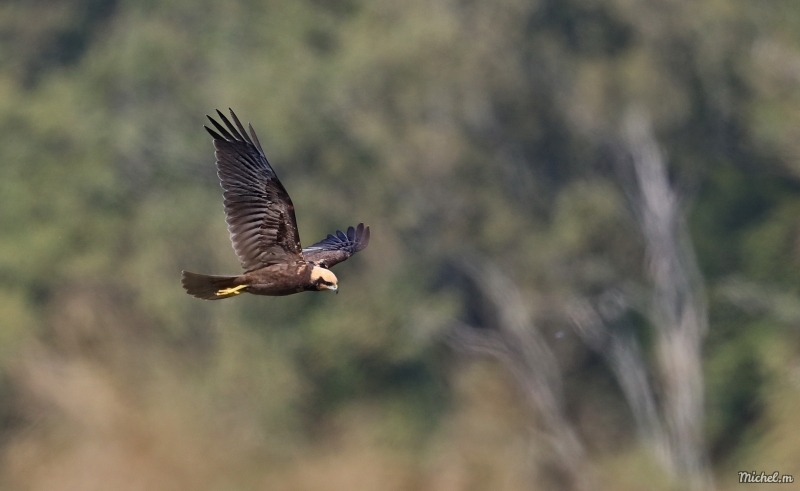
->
[[181, 109, 369, 300], [242, 262, 315, 296]]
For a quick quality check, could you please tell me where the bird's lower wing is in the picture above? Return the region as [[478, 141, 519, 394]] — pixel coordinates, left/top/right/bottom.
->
[[302, 223, 370, 269]]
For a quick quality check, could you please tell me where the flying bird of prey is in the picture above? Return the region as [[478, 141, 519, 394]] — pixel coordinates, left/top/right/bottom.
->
[[181, 109, 370, 300]]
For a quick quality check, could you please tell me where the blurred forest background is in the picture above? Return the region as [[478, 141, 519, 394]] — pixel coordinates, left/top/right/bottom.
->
[[1, 0, 800, 489]]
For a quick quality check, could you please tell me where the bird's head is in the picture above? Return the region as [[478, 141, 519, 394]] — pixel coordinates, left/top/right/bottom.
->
[[310, 265, 338, 293]]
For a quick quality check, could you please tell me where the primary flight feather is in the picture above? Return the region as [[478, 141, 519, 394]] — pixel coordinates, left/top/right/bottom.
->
[[182, 109, 370, 300]]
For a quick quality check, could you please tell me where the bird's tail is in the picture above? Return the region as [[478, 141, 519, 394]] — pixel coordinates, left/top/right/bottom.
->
[[181, 271, 245, 300]]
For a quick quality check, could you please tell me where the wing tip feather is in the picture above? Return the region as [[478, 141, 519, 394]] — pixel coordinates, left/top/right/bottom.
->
[[358, 224, 370, 251], [204, 125, 224, 140], [228, 108, 254, 146], [208, 109, 267, 158]]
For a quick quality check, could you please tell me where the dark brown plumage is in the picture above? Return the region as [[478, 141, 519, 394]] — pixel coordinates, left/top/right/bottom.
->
[[181, 109, 370, 300]]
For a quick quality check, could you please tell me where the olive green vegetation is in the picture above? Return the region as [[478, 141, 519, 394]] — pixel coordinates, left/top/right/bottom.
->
[[1, 0, 799, 489]]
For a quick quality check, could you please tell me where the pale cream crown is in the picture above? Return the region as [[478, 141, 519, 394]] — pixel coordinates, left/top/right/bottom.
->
[[310, 266, 338, 289]]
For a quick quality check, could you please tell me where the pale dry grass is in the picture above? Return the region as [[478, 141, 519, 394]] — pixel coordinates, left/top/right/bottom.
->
[[0, 338, 538, 491], [0, 284, 793, 491]]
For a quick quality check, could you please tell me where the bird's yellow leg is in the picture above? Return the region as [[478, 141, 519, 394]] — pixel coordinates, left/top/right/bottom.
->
[[216, 285, 247, 296]]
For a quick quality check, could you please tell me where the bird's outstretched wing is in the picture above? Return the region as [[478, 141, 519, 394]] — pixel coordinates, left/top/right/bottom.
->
[[302, 223, 370, 269], [206, 109, 303, 271]]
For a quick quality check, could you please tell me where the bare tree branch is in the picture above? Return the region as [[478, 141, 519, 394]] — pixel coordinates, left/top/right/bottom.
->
[[448, 255, 593, 491], [568, 294, 669, 465]]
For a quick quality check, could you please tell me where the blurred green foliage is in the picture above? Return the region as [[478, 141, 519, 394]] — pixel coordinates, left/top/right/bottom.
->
[[0, 0, 799, 489]]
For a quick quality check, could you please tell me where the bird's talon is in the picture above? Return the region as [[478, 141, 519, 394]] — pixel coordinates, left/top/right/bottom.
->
[[216, 285, 246, 296]]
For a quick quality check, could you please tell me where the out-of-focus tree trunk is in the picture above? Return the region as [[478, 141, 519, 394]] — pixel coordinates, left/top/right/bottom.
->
[[449, 256, 593, 491], [618, 110, 713, 490], [446, 111, 712, 491]]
